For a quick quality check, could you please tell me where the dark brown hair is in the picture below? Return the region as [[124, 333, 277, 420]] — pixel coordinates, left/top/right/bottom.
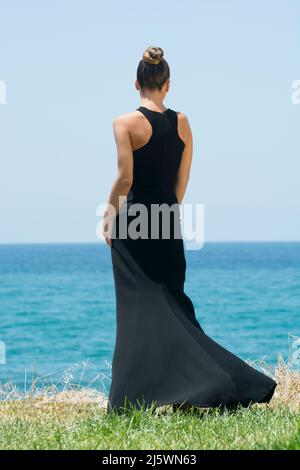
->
[[137, 46, 170, 92]]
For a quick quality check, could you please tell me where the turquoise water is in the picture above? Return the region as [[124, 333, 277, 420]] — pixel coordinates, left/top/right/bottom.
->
[[0, 242, 299, 394]]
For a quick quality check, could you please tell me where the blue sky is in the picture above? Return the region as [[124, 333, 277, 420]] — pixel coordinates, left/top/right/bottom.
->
[[0, 0, 299, 243]]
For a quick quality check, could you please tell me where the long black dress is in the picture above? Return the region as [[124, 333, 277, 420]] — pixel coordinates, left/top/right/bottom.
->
[[106, 106, 277, 414]]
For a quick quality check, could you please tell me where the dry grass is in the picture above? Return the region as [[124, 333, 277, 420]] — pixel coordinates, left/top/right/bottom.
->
[[270, 356, 300, 410], [1, 336, 299, 413], [0, 356, 299, 412], [0, 357, 300, 418]]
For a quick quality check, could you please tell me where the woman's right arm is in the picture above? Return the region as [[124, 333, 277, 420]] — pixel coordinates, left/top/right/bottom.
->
[[175, 113, 193, 205]]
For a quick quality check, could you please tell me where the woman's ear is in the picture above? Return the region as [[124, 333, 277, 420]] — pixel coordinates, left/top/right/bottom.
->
[[135, 79, 140, 91]]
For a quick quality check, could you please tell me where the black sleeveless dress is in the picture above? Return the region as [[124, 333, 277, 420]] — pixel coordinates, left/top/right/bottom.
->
[[106, 106, 277, 414]]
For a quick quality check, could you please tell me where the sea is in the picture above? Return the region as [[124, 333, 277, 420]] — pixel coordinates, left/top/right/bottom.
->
[[0, 242, 299, 396]]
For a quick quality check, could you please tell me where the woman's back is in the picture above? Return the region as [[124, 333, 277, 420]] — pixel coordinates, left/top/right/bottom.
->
[[113, 105, 186, 290], [131, 106, 185, 190]]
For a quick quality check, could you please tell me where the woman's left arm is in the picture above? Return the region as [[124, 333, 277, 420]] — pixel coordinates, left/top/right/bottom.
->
[[103, 116, 133, 246]]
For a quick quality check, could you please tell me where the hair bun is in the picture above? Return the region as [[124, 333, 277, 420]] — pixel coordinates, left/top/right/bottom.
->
[[143, 46, 164, 65]]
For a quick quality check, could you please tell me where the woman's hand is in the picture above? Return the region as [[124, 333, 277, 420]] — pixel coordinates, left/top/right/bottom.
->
[[102, 209, 113, 247]]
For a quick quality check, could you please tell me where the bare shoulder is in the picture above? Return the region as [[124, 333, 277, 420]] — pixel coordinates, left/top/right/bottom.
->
[[113, 110, 142, 126], [177, 111, 192, 143], [112, 110, 142, 134], [112, 111, 143, 146], [177, 111, 191, 128]]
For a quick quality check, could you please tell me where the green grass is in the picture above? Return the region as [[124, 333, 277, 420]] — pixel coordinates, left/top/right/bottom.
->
[[0, 351, 299, 450], [0, 401, 299, 450]]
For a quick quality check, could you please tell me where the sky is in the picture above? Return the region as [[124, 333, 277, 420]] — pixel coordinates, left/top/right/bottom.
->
[[0, 0, 299, 243]]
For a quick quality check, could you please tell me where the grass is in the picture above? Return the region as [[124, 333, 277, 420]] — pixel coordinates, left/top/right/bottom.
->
[[0, 401, 299, 450], [0, 347, 299, 450]]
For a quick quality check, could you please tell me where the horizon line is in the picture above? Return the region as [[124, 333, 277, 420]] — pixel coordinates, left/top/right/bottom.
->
[[0, 240, 300, 246]]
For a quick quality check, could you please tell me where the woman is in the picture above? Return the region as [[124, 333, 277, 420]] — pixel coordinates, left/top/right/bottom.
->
[[103, 46, 277, 414]]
